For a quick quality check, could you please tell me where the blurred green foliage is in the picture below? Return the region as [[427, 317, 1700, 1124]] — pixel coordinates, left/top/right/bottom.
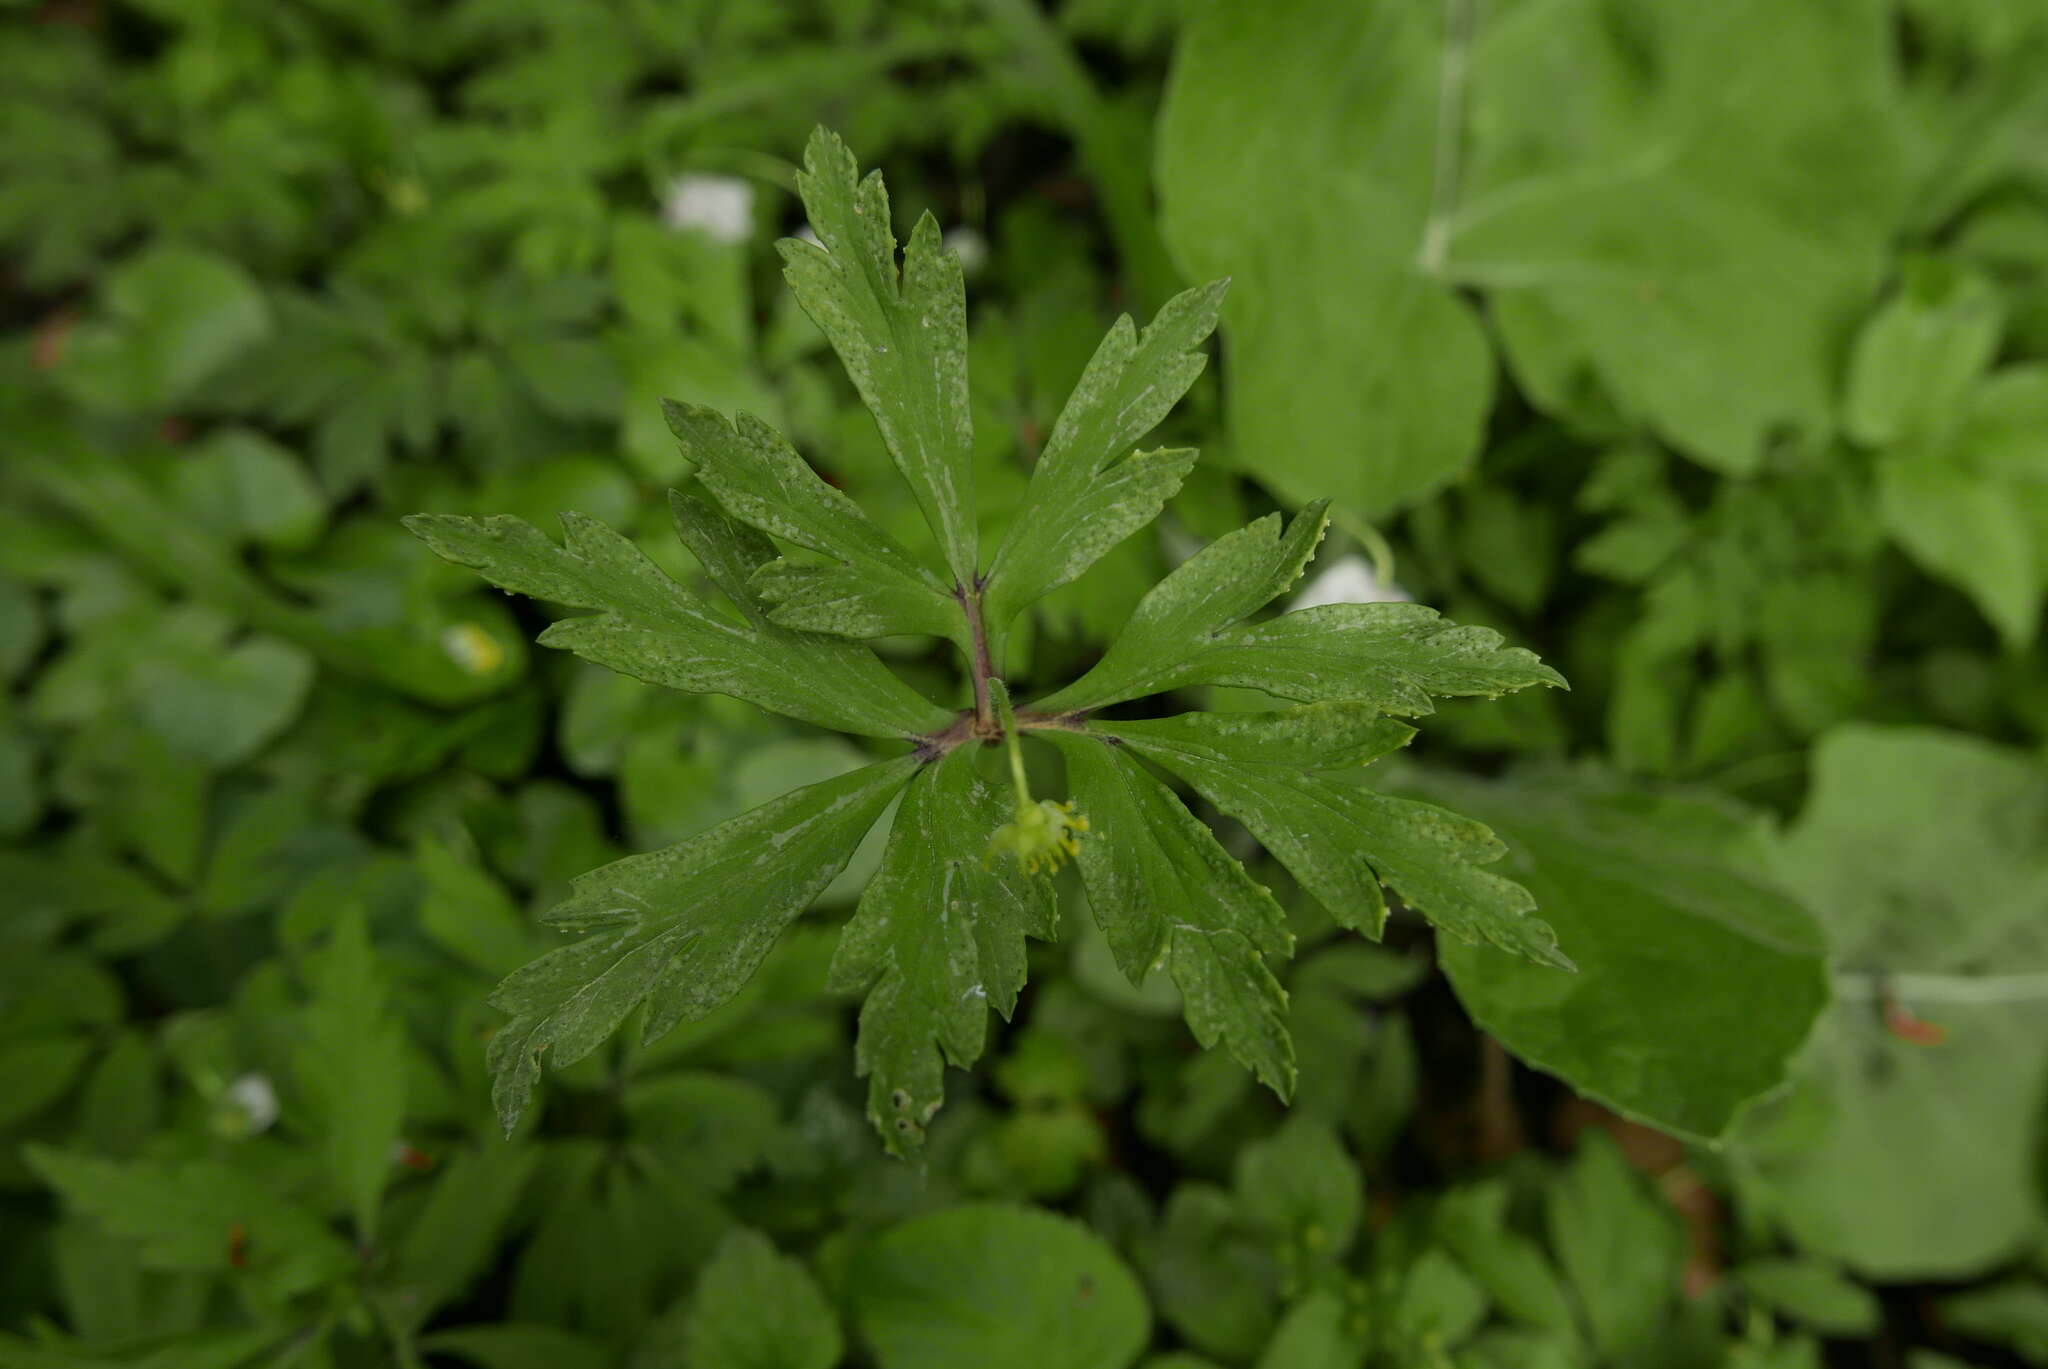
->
[[3, 1, 2047, 1367]]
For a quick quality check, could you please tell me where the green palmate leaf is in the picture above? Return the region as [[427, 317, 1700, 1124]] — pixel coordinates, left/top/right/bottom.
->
[[849, 1204, 1151, 1369], [1108, 702, 1417, 774], [981, 279, 1229, 630], [779, 127, 977, 584], [1048, 733, 1295, 1097], [662, 400, 962, 643], [485, 756, 917, 1132], [1037, 506, 1562, 714], [403, 503, 951, 739], [678, 1229, 843, 1369], [1415, 770, 1829, 1141], [400, 126, 1569, 1155], [828, 747, 1057, 1154], [1104, 708, 1568, 968], [1152, 602, 1567, 713], [666, 488, 788, 626], [748, 558, 962, 643], [1034, 504, 1329, 711]]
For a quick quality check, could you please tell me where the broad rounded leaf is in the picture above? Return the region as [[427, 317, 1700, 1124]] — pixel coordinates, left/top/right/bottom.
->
[[1733, 725, 2048, 1278], [1419, 770, 1830, 1142], [1158, 0, 1492, 516]]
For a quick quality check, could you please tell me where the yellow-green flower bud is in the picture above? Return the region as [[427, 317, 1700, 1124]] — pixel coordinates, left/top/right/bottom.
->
[[986, 677, 1088, 874], [988, 795, 1090, 874]]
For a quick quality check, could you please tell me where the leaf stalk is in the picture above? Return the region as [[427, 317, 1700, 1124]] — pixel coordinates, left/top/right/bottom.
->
[[956, 580, 997, 735]]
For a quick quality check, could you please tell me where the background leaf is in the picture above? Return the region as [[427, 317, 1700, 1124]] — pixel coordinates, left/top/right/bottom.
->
[[1732, 725, 2048, 1278], [850, 1204, 1150, 1369], [1546, 1132, 1688, 1360], [1156, 0, 1493, 516], [57, 245, 272, 410], [294, 908, 407, 1242], [405, 508, 951, 738], [1419, 770, 1830, 1141], [671, 1229, 842, 1369]]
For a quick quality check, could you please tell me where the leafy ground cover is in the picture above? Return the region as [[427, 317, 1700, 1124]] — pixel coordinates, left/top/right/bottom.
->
[[3, 3, 2047, 1368]]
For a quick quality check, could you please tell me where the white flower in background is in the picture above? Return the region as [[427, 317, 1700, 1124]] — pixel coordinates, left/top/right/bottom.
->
[[661, 174, 755, 243], [1292, 553, 1411, 610], [943, 226, 988, 276], [441, 622, 504, 676], [224, 1072, 279, 1134]]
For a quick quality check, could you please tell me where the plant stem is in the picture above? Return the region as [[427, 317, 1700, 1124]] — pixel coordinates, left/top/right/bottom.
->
[[922, 591, 1089, 759], [1835, 970, 2048, 1005], [954, 582, 995, 733], [913, 704, 1085, 761], [959, 582, 996, 734], [990, 678, 1031, 802], [1325, 503, 1400, 590]]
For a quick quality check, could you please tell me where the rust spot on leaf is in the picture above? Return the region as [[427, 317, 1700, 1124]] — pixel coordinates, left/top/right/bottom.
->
[[1884, 997, 1947, 1047]]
